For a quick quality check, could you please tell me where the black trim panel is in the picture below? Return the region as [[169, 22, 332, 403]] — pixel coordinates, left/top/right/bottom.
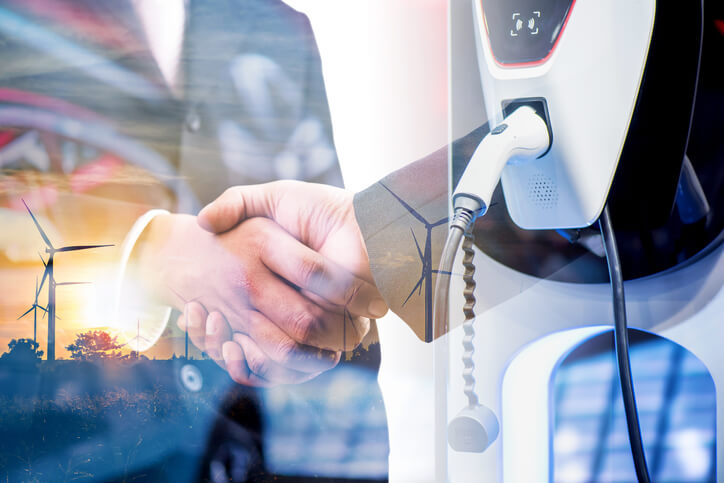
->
[[608, 0, 704, 229]]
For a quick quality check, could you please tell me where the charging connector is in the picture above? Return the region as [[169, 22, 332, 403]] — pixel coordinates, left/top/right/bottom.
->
[[452, 105, 550, 220], [435, 105, 550, 338], [437, 106, 550, 453]]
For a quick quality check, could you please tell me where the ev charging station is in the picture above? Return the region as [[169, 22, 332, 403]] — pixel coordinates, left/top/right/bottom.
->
[[441, 0, 723, 481]]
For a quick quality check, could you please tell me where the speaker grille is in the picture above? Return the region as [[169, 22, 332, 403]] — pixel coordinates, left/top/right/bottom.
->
[[528, 173, 558, 209]]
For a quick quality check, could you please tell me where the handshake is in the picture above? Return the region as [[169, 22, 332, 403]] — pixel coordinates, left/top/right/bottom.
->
[[135, 180, 388, 387]]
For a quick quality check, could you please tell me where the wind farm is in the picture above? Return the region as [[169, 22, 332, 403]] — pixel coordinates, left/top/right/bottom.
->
[[22, 200, 113, 361], [17, 277, 47, 343]]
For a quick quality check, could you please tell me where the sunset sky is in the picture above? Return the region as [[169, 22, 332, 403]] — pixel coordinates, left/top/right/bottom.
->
[[0, 200, 187, 360]]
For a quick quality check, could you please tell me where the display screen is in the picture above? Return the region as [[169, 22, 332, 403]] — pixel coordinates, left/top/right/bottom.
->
[[480, 0, 575, 65]]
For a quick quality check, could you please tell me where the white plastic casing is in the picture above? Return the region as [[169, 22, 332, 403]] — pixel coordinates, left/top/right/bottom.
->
[[454, 106, 550, 214], [472, 0, 656, 229]]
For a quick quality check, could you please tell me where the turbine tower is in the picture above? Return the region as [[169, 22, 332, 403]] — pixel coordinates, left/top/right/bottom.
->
[[17, 276, 47, 342], [168, 286, 200, 360], [128, 318, 152, 358], [23, 200, 113, 361], [380, 183, 448, 342]]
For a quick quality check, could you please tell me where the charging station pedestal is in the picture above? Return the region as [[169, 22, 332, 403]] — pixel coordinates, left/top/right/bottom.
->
[[443, 0, 722, 481]]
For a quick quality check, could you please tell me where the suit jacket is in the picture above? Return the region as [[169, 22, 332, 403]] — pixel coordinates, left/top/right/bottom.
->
[[0, 1, 386, 481]]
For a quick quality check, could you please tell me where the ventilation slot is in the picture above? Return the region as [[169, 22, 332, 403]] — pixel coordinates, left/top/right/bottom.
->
[[528, 174, 558, 209]]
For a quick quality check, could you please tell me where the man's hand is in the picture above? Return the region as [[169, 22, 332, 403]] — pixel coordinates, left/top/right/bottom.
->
[[195, 180, 389, 385], [197, 180, 383, 307], [137, 212, 383, 386]]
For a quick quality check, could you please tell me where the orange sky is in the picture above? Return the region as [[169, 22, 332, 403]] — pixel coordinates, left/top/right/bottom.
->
[[0, 257, 192, 360]]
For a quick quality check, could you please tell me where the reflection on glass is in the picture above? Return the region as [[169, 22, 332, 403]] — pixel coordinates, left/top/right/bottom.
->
[[553, 330, 716, 482]]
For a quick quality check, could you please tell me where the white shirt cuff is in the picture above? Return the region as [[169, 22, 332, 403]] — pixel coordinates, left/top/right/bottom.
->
[[114, 209, 172, 349]]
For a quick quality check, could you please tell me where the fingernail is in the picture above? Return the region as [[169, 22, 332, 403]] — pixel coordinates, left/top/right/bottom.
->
[[368, 298, 388, 318], [207, 315, 219, 335], [187, 307, 200, 329]]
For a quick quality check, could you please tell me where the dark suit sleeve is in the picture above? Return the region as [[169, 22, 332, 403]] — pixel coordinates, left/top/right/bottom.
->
[[353, 124, 490, 342]]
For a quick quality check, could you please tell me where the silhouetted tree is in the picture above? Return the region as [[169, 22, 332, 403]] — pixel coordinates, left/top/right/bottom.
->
[[120, 350, 149, 361], [65, 330, 123, 361], [0, 338, 44, 365]]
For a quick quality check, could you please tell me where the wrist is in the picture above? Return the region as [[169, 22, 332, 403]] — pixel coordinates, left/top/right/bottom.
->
[[134, 213, 193, 306]]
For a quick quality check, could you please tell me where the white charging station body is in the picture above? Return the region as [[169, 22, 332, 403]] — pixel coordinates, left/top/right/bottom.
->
[[472, 0, 656, 229]]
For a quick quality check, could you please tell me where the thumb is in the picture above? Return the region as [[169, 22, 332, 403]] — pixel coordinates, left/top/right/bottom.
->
[[197, 184, 276, 233]]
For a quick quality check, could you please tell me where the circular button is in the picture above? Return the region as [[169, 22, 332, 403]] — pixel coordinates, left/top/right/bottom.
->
[[180, 363, 203, 392]]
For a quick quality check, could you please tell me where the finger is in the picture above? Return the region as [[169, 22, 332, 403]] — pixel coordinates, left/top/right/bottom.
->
[[182, 302, 209, 352], [198, 184, 276, 234], [205, 311, 232, 366], [259, 223, 388, 319], [244, 270, 364, 351], [222, 340, 273, 387], [299, 288, 345, 315], [297, 290, 371, 351], [229, 309, 340, 373], [233, 333, 322, 385]]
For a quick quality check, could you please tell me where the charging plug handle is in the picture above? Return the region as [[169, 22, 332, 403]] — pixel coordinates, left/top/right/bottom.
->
[[452, 105, 550, 220], [431, 106, 550, 341]]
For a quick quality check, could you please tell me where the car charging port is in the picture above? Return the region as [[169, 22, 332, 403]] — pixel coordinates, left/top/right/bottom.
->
[[502, 97, 553, 158]]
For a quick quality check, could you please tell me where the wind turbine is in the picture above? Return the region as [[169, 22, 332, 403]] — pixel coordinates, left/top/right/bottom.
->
[[17, 276, 47, 343], [168, 286, 200, 360], [380, 183, 448, 342], [23, 200, 113, 361], [127, 318, 152, 358]]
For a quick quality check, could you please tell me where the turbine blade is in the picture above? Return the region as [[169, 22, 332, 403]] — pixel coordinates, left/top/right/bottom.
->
[[17, 307, 34, 320], [37, 305, 48, 313], [22, 199, 53, 248], [56, 244, 114, 252], [38, 252, 46, 267], [431, 217, 448, 228], [410, 228, 424, 261], [55, 282, 91, 286], [379, 183, 429, 226], [38, 265, 50, 295], [402, 276, 425, 307]]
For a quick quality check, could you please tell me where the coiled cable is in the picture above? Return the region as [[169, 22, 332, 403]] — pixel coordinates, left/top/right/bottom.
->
[[461, 227, 478, 408]]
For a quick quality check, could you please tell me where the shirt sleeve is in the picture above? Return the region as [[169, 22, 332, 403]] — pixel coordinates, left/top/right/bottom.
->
[[353, 123, 490, 342], [114, 209, 173, 351]]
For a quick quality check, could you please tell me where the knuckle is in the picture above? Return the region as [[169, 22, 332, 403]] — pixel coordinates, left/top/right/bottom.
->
[[297, 257, 326, 290], [230, 268, 256, 300], [221, 186, 237, 199], [288, 308, 320, 344], [246, 352, 270, 379], [273, 179, 294, 191]]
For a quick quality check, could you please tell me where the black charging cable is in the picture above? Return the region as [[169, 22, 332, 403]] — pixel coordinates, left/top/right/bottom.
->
[[600, 204, 652, 483]]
